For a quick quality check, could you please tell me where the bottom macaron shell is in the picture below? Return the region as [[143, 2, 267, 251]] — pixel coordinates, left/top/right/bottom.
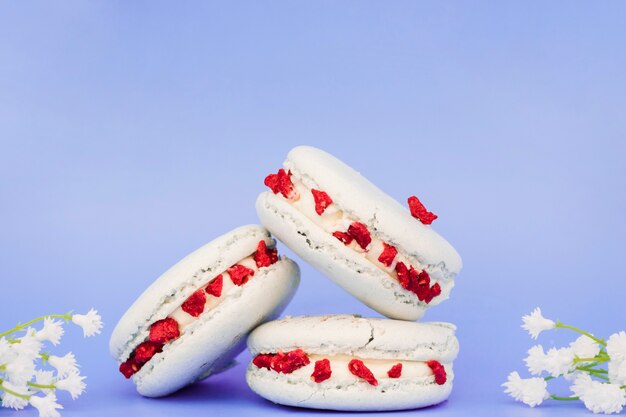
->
[[257, 192, 429, 321], [133, 259, 300, 397], [246, 364, 454, 411]]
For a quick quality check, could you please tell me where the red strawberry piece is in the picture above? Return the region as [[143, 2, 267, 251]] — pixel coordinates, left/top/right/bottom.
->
[[181, 289, 207, 317], [427, 360, 447, 385], [133, 341, 163, 364], [270, 349, 310, 374], [347, 222, 371, 250], [414, 270, 431, 301], [311, 189, 333, 215], [253, 240, 278, 268], [119, 357, 141, 378], [378, 243, 398, 267], [252, 353, 275, 370], [205, 274, 223, 297], [408, 196, 438, 225], [395, 262, 410, 290], [332, 231, 353, 245], [264, 169, 296, 199], [425, 282, 441, 304], [311, 359, 332, 383], [227, 264, 255, 286], [387, 363, 402, 378], [348, 359, 378, 386], [149, 317, 180, 344]]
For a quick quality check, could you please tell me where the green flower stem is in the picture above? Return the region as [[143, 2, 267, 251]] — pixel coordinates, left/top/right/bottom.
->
[[551, 395, 579, 401], [0, 381, 31, 400], [27, 381, 55, 390], [0, 313, 72, 338], [555, 322, 606, 346], [544, 376, 555, 381]]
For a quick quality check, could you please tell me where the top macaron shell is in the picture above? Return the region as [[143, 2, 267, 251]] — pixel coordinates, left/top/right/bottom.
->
[[248, 315, 458, 362], [256, 146, 461, 321], [284, 146, 462, 277], [109, 225, 300, 397]]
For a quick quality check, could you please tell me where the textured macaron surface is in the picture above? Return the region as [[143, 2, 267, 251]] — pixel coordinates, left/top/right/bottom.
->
[[257, 147, 461, 320], [284, 146, 461, 276], [248, 315, 458, 361], [246, 315, 459, 411], [109, 225, 301, 397]]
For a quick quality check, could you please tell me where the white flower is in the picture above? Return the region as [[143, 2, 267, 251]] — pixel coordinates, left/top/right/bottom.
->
[[607, 331, 626, 362], [55, 372, 86, 399], [34, 370, 55, 395], [544, 347, 575, 377], [521, 308, 556, 339], [29, 393, 63, 417], [14, 331, 43, 360], [36, 319, 64, 346], [564, 370, 582, 382], [0, 337, 17, 365], [571, 373, 594, 397], [571, 373, 626, 414], [524, 345, 547, 375], [608, 360, 626, 386], [5, 355, 36, 385], [72, 309, 103, 337], [570, 335, 601, 359], [502, 371, 550, 407], [0, 380, 30, 410], [48, 352, 79, 377]]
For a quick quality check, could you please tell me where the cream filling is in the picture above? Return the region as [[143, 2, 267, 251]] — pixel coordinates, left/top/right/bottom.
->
[[169, 255, 259, 330], [283, 179, 450, 303], [261, 353, 443, 383]]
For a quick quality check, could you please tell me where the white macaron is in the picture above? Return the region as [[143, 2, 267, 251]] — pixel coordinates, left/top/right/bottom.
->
[[256, 145, 462, 321], [109, 225, 300, 397], [246, 314, 459, 411]]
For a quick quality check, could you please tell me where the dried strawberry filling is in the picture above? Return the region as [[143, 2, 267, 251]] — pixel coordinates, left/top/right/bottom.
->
[[149, 318, 180, 344], [347, 222, 371, 250], [252, 354, 274, 370], [378, 243, 398, 267], [408, 196, 438, 225], [332, 231, 353, 245], [205, 274, 223, 297], [311, 359, 332, 383], [348, 359, 378, 386], [264, 169, 296, 199], [387, 363, 402, 378], [394, 262, 440, 303], [427, 360, 447, 385], [134, 341, 163, 364], [253, 240, 278, 268], [181, 289, 206, 317], [119, 244, 283, 379], [119, 358, 140, 379], [253, 349, 311, 374], [311, 189, 333, 215], [227, 264, 255, 286]]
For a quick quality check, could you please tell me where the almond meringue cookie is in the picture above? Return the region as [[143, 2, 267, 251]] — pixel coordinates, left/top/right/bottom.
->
[[246, 315, 459, 411], [109, 225, 300, 397], [256, 145, 462, 321]]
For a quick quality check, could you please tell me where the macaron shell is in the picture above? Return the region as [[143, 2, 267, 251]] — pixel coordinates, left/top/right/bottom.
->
[[134, 258, 300, 397], [285, 145, 462, 276], [110, 224, 272, 361], [246, 363, 454, 411], [257, 192, 432, 321], [247, 315, 458, 363]]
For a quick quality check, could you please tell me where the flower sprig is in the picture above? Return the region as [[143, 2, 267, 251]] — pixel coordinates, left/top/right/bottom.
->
[[0, 309, 102, 417], [504, 307, 626, 414]]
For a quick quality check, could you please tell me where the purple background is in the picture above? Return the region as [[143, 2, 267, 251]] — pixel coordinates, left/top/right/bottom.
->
[[1, 2, 626, 416]]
